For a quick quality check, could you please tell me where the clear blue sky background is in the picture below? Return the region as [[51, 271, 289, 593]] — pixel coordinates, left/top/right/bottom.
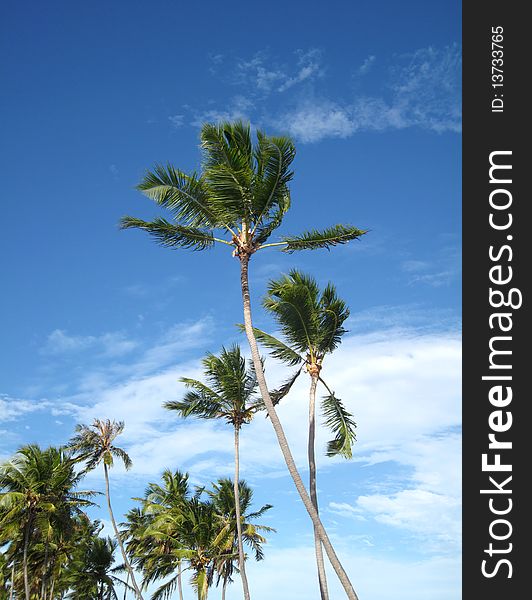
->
[[1, 1, 461, 598]]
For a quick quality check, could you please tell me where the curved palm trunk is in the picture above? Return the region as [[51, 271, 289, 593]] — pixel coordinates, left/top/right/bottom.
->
[[239, 254, 359, 600], [309, 375, 330, 600], [103, 464, 145, 600], [234, 426, 251, 600]]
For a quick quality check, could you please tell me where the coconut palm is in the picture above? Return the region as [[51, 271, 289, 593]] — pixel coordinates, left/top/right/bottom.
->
[[0, 445, 95, 600], [165, 345, 263, 600], [121, 120, 365, 600], [65, 535, 128, 600], [68, 420, 144, 600], [207, 478, 274, 600], [250, 270, 356, 600], [127, 470, 193, 600]]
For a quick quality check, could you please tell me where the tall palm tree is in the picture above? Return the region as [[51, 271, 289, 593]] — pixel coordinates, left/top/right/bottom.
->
[[121, 120, 365, 600], [207, 478, 273, 600], [0, 445, 94, 600], [165, 345, 263, 600], [250, 270, 357, 600], [68, 420, 144, 600]]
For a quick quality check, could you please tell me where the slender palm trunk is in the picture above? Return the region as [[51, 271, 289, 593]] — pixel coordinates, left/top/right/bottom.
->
[[239, 254, 359, 600], [221, 577, 228, 600], [49, 574, 56, 600], [9, 562, 14, 600], [234, 426, 251, 600], [177, 560, 184, 600], [123, 571, 129, 600], [309, 375, 330, 600], [41, 539, 50, 599], [103, 464, 145, 600], [22, 517, 32, 600]]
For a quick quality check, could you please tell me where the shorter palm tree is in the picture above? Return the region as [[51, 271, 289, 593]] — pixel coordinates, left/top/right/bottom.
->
[[65, 534, 128, 600], [250, 270, 356, 600], [0, 445, 95, 600], [165, 345, 263, 600], [207, 478, 274, 600], [68, 420, 144, 600]]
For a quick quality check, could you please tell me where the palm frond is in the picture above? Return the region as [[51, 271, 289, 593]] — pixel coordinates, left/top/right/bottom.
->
[[321, 389, 357, 459], [136, 164, 219, 227], [270, 368, 303, 405], [281, 224, 367, 252], [120, 217, 216, 251], [239, 325, 303, 366]]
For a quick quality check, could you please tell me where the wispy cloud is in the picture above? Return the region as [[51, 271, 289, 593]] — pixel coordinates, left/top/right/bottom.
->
[[401, 245, 461, 288], [0, 394, 52, 423], [187, 44, 461, 143], [41, 329, 138, 357], [358, 55, 376, 75]]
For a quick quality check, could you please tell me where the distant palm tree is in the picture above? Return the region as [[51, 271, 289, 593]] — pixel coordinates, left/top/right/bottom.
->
[[165, 345, 263, 600], [207, 478, 274, 600], [0, 445, 94, 600], [66, 535, 127, 600], [128, 469, 192, 600], [122, 120, 364, 600], [251, 270, 356, 600], [68, 420, 144, 600]]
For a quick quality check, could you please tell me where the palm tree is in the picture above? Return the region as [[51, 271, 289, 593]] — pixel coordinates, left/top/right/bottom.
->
[[165, 345, 263, 600], [127, 470, 192, 600], [66, 535, 128, 600], [207, 478, 274, 600], [250, 270, 356, 600], [0, 445, 95, 600], [121, 120, 365, 600], [68, 420, 145, 600]]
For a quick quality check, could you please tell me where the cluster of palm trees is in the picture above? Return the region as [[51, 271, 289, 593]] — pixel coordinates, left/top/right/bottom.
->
[[121, 121, 365, 599], [2, 120, 366, 599], [0, 425, 272, 600]]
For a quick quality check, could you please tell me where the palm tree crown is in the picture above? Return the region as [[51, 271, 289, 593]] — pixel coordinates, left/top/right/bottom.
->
[[69, 420, 132, 472], [121, 120, 366, 257], [253, 269, 356, 458], [165, 345, 262, 428]]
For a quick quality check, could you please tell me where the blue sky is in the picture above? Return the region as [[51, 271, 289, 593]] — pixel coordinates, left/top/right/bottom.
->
[[0, 1, 461, 598]]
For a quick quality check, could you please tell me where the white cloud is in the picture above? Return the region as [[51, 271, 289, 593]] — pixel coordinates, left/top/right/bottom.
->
[[224, 545, 461, 600], [42, 329, 138, 357], [0, 394, 52, 423], [168, 114, 184, 128], [277, 100, 356, 143], [358, 55, 376, 75]]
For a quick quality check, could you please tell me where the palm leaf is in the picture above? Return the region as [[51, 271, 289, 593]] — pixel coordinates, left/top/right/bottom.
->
[[321, 390, 357, 459], [281, 224, 367, 252], [270, 368, 303, 405], [136, 164, 219, 227], [240, 325, 303, 366], [120, 217, 216, 251]]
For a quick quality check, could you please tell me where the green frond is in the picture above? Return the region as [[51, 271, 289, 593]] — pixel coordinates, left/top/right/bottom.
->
[[281, 224, 367, 252], [240, 325, 303, 366], [321, 390, 357, 459], [251, 134, 295, 228], [120, 216, 216, 251], [270, 368, 303, 405], [136, 164, 219, 227]]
